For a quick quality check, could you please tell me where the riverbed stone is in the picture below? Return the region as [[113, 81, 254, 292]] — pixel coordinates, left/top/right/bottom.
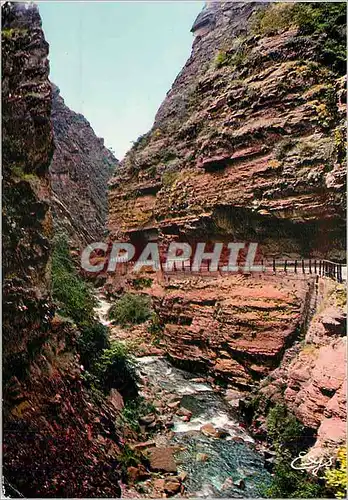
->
[[127, 465, 150, 483], [200, 423, 218, 437], [216, 428, 229, 438], [196, 452, 209, 462], [131, 440, 157, 451], [178, 471, 188, 482], [153, 478, 165, 493], [221, 477, 234, 491], [164, 478, 181, 496], [167, 400, 181, 409], [176, 407, 192, 419], [148, 447, 177, 473], [236, 479, 246, 490]]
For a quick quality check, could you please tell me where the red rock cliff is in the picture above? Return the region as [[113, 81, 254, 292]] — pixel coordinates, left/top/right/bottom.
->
[[106, 1, 346, 438], [109, 2, 346, 259]]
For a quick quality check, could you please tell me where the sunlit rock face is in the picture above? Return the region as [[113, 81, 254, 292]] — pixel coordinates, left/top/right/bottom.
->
[[109, 2, 346, 260], [50, 84, 118, 247], [107, 2, 346, 399]]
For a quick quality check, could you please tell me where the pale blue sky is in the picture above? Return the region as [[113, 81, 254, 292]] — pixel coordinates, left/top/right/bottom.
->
[[38, 1, 204, 159]]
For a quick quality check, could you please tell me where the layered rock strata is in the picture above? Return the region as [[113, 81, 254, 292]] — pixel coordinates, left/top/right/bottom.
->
[[50, 85, 118, 247], [106, 1, 346, 457], [2, 3, 122, 496]]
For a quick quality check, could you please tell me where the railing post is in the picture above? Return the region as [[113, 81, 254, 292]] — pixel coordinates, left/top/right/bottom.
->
[[319, 260, 322, 276], [284, 260, 287, 272], [302, 260, 305, 274], [314, 260, 317, 274], [294, 260, 297, 273], [309, 259, 312, 274], [273, 259, 276, 273]]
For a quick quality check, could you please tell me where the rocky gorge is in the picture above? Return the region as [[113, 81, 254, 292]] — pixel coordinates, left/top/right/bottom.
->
[[2, 1, 347, 499]]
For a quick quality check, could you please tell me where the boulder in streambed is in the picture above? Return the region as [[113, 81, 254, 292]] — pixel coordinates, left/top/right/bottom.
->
[[200, 423, 218, 437], [201, 422, 228, 438], [215, 428, 229, 438], [164, 477, 181, 496], [127, 465, 150, 483], [147, 447, 178, 473], [176, 407, 192, 420], [196, 452, 209, 462], [236, 478, 246, 490], [221, 477, 234, 491]]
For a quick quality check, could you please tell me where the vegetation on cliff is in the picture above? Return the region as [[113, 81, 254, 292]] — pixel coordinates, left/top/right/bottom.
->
[[325, 447, 347, 498], [263, 404, 324, 498], [52, 234, 96, 323], [109, 293, 152, 326], [252, 2, 346, 74], [52, 233, 137, 398]]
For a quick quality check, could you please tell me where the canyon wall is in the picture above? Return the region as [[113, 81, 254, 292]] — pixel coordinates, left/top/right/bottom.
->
[[109, 2, 346, 259], [107, 1, 346, 454], [2, 3, 122, 496], [50, 85, 118, 247]]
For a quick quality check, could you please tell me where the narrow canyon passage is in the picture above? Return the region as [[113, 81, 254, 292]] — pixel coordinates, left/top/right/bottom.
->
[[94, 292, 271, 498], [2, 1, 346, 498]]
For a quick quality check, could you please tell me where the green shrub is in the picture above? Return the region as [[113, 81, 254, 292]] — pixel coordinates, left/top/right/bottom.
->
[[120, 397, 156, 432], [214, 46, 248, 69], [334, 127, 346, 163], [229, 48, 248, 67], [264, 461, 326, 498], [162, 171, 178, 187], [80, 370, 105, 401], [10, 165, 38, 182], [147, 312, 164, 345], [274, 139, 295, 160], [132, 132, 150, 150], [266, 403, 304, 453], [2, 27, 28, 39], [132, 277, 153, 290], [94, 341, 138, 397], [263, 403, 325, 498], [161, 151, 177, 163], [252, 3, 346, 74], [118, 445, 143, 477], [109, 293, 151, 326], [51, 234, 96, 324], [215, 50, 229, 68], [252, 3, 299, 35], [77, 322, 109, 370]]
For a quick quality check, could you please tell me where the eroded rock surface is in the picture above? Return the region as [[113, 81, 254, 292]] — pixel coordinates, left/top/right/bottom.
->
[[50, 84, 118, 246], [2, 3, 121, 496], [255, 280, 346, 456], [106, 2, 346, 462], [109, 2, 346, 259]]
